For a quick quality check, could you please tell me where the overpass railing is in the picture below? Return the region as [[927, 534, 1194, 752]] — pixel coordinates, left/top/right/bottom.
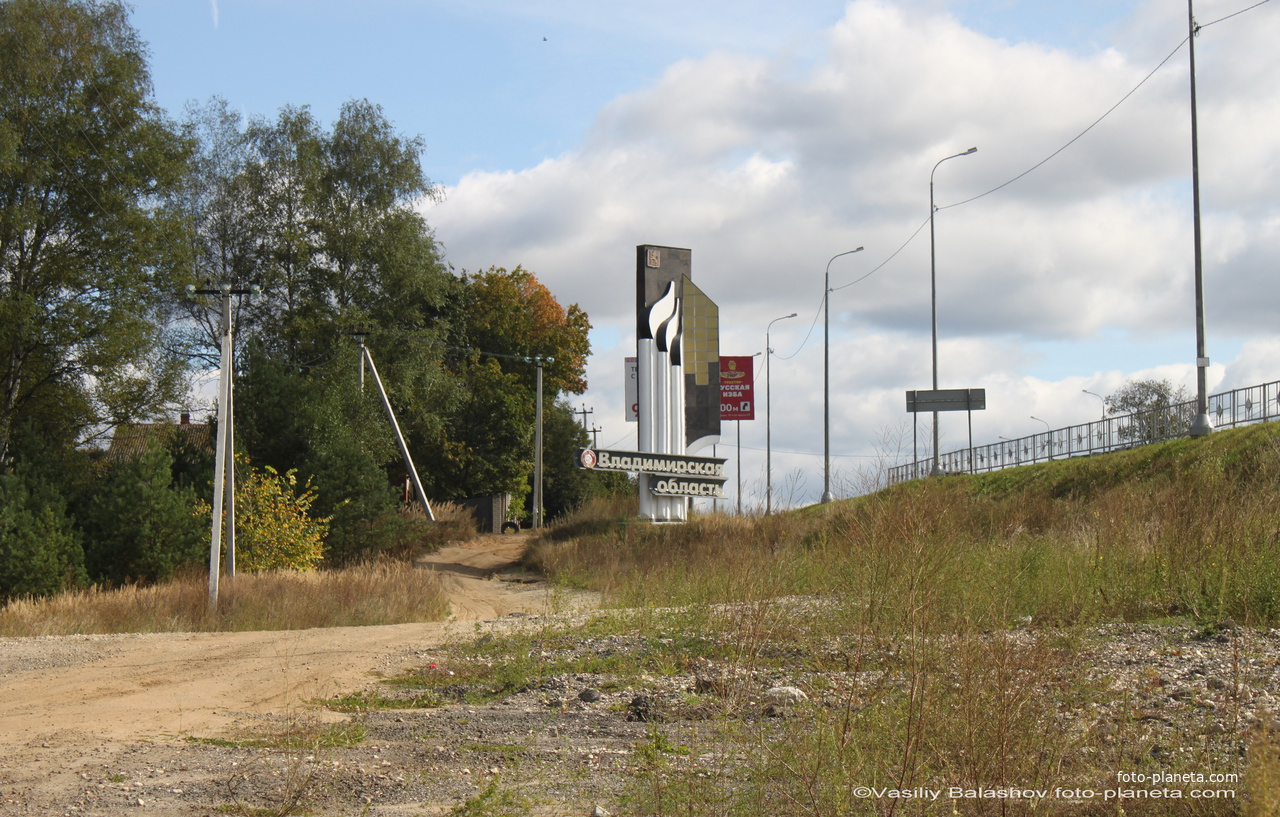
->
[[887, 379, 1280, 484]]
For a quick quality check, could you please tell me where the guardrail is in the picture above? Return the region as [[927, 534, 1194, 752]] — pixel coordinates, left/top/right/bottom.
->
[[887, 379, 1280, 484]]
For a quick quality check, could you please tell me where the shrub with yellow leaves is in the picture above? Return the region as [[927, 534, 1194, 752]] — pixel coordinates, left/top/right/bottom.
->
[[199, 457, 330, 571]]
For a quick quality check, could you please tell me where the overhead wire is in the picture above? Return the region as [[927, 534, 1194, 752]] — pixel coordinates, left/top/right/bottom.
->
[[938, 36, 1190, 212], [1200, 0, 1273, 28]]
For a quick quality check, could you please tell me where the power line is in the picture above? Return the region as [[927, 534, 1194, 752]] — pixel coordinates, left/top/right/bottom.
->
[[939, 37, 1190, 212], [1201, 0, 1273, 28]]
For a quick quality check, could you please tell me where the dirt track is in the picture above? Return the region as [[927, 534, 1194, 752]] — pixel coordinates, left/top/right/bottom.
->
[[0, 534, 594, 814]]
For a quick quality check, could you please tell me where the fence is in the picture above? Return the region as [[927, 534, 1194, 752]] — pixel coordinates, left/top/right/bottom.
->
[[887, 379, 1280, 484]]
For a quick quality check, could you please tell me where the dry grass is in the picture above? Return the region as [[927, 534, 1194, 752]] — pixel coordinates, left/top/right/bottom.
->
[[530, 424, 1280, 629], [526, 424, 1280, 815], [0, 559, 449, 636]]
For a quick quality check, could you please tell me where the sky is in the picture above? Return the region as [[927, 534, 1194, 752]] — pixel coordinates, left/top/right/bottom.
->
[[128, 0, 1280, 508]]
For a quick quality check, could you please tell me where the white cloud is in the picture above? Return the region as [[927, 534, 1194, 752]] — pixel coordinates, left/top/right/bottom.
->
[[426, 0, 1280, 505]]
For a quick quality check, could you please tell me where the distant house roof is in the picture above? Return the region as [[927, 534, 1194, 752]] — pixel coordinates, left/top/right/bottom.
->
[[105, 414, 213, 464]]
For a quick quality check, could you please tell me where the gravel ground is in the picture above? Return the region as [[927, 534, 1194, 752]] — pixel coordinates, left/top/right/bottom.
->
[[3, 612, 1277, 817]]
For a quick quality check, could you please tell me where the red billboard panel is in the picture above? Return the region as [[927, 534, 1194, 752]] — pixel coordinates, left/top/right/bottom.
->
[[719, 356, 756, 421]]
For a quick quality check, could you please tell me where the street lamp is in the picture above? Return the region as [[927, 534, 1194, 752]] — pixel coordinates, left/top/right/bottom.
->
[[1031, 415, 1052, 459], [1186, 0, 1213, 438], [766, 312, 798, 515], [823, 247, 864, 504], [1082, 389, 1106, 420], [739, 351, 763, 516], [929, 146, 977, 476]]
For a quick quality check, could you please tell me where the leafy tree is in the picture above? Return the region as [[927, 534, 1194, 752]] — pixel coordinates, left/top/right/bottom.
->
[[441, 267, 593, 515], [0, 466, 86, 601], [170, 97, 262, 366], [1106, 378, 1193, 444], [173, 99, 457, 561], [460, 266, 591, 395], [81, 441, 206, 585], [0, 0, 190, 464], [540, 399, 630, 521], [422, 357, 532, 503]]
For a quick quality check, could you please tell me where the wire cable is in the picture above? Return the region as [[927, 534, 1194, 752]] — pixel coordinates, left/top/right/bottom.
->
[[1201, 0, 1273, 28], [939, 36, 1189, 211]]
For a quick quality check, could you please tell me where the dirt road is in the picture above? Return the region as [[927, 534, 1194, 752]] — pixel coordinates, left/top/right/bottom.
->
[[0, 534, 594, 814]]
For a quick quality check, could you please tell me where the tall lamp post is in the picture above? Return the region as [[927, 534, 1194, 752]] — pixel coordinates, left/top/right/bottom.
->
[[766, 312, 797, 515], [1082, 389, 1106, 420], [823, 247, 864, 504], [929, 146, 977, 476], [1187, 0, 1213, 438], [738, 351, 763, 516], [1031, 415, 1052, 459]]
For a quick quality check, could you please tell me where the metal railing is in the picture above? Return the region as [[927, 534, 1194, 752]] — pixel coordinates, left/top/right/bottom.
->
[[887, 379, 1280, 484]]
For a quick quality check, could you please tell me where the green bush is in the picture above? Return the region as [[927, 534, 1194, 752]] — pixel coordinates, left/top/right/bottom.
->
[[0, 468, 86, 601], [81, 442, 206, 585]]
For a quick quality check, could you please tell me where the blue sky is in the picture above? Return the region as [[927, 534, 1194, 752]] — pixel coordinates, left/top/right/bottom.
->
[[128, 0, 1280, 506]]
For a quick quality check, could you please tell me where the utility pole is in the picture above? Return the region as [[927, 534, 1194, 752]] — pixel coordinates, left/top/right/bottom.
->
[[573, 404, 593, 432], [535, 360, 544, 529], [186, 281, 259, 610], [458, 347, 554, 529], [574, 403, 602, 449]]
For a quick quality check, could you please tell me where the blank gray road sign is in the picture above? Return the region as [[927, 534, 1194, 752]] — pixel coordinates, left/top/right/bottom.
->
[[906, 388, 986, 413]]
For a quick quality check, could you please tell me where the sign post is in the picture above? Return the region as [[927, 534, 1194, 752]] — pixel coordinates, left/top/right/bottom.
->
[[719, 356, 756, 421], [906, 388, 987, 474]]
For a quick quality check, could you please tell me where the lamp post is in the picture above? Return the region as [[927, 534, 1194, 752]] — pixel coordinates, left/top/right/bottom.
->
[[766, 312, 797, 515], [929, 146, 977, 476], [823, 247, 864, 504], [1082, 389, 1106, 420], [1031, 415, 1052, 459], [739, 351, 763, 516], [1186, 0, 1213, 438]]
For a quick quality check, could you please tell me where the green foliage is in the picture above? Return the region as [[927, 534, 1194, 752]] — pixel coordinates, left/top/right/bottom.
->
[[540, 399, 631, 522], [424, 357, 531, 502], [235, 344, 402, 564], [82, 442, 206, 585], [231, 458, 329, 571], [0, 468, 86, 601], [0, 0, 191, 464], [447, 780, 534, 817]]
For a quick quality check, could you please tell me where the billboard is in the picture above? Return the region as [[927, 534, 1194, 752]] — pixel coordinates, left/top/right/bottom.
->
[[719, 356, 756, 421], [625, 357, 638, 422]]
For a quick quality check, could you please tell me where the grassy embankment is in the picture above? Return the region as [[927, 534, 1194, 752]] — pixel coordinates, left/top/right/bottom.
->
[[509, 422, 1280, 815], [535, 422, 1280, 626]]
